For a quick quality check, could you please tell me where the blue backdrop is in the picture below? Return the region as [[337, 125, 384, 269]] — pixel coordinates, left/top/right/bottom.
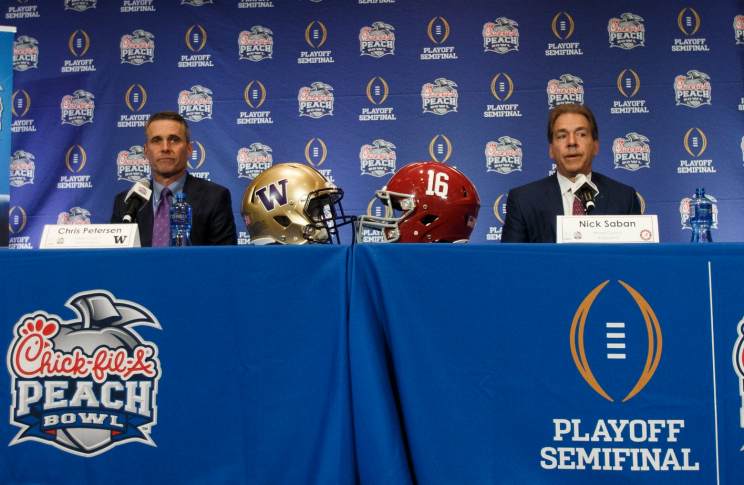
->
[[3, 0, 744, 248]]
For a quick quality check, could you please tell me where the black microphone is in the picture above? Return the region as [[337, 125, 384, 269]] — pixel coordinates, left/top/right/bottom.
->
[[122, 179, 152, 223], [572, 174, 599, 214]]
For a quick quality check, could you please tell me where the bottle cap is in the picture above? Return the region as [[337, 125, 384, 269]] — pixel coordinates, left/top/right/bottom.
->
[[176, 192, 186, 201]]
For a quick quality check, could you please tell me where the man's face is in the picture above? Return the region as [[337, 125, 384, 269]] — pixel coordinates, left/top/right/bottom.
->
[[143, 119, 192, 184], [549, 112, 599, 181]]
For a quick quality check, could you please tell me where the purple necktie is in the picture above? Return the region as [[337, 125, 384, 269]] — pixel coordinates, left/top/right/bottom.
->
[[152, 187, 172, 247], [572, 195, 585, 216]]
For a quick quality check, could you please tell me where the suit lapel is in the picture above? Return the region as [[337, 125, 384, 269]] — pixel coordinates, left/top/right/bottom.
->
[[591, 173, 609, 215], [544, 175, 563, 239], [137, 196, 154, 246], [183, 174, 204, 214]]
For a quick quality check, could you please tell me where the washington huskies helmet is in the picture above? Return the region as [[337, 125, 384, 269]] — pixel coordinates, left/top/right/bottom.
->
[[357, 161, 480, 243], [241, 163, 354, 245]]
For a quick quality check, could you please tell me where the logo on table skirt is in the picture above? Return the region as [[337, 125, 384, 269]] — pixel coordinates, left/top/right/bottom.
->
[[571, 280, 662, 402], [7, 291, 161, 456]]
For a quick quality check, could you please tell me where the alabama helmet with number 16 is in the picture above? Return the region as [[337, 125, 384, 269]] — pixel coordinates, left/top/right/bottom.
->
[[357, 161, 480, 243]]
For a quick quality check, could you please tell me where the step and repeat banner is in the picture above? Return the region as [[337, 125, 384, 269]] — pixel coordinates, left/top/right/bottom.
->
[[0, 25, 13, 247], [4, 0, 744, 248]]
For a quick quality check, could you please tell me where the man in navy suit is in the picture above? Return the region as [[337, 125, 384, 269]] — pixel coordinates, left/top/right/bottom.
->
[[111, 111, 237, 246], [501, 104, 641, 243]]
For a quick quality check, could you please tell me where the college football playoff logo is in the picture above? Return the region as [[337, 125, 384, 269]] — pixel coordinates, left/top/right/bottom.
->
[[7, 291, 161, 456]]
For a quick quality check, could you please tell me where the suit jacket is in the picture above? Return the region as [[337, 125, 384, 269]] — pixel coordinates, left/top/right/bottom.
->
[[111, 174, 238, 246], [501, 172, 641, 243]]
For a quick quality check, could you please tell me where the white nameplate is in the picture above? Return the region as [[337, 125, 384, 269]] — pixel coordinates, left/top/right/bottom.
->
[[557, 215, 659, 243], [40, 224, 141, 249]]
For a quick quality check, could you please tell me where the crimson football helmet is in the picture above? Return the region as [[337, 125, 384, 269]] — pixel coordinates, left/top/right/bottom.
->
[[357, 161, 480, 243], [241, 163, 354, 245]]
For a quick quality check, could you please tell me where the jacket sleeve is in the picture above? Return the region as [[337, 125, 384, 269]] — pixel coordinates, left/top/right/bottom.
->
[[207, 186, 238, 246], [500, 189, 527, 243]]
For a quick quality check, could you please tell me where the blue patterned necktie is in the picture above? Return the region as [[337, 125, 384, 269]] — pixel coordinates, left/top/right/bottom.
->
[[152, 187, 172, 247]]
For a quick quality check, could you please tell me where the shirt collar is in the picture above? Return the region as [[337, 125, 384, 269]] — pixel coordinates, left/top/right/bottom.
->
[[153, 173, 187, 206]]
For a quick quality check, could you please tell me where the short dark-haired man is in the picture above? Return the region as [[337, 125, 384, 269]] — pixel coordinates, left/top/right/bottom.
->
[[501, 104, 641, 243], [111, 111, 237, 246]]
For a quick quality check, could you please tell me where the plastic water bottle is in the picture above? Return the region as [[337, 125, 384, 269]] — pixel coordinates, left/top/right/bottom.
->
[[689, 187, 712, 243], [170, 192, 192, 246]]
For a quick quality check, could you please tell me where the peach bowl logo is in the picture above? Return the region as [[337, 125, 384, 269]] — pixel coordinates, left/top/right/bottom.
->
[[238, 143, 273, 179], [680, 194, 718, 230], [360, 139, 396, 177], [360, 22, 395, 57], [117, 145, 150, 182], [61, 90, 95, 126], [120, 30, 154, 65], [13, 36, 38, 71], [547, 74, 584, 109], [6, 291, 161, 456], [57, 207, 91, 225], [613, 133, 650, 171], [10, 150, 35, 187], [483, 17, 519, 53], [735, 16, 744, 44], [65, 0, 97, 10], [178, 85, 213, 122], [299, 82, 334, 118], [674, 70, 711, 108], [486, 136, 522, 174], [571, 280, 662, 402], [422, 78, 458, 115], [608, 13, 645, 49], [239, 26, 273, 61]]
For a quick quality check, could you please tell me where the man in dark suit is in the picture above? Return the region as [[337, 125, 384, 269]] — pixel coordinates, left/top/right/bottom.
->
[[111, 111, 237, 246], [501, 104, 641, 243]]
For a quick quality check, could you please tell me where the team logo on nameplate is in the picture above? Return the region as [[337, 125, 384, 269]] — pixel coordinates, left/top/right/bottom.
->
[[674, 70, 711, 108], [486, 137, 522, 174], [120, 30, 154, 65], [482, 18, 519, 53], [239, 26, 273, 61], [360, 139, 396, 177], [13, 36, 38, 71], [10, 150, 35, 187], [61, 90, 95, 126], [547, 74, 584, 108], [613, 133, 650, 171], [422, 78, 458, 115], [65, 0, 96, 11], [178, 85, 213, 122], [735, 16, 744, 44], [238, 144, 273, 179], [7, 290, 161, 456], [608, 13, 645, 49], [298, 82, 334, 118], [117, 146, 150, 182], [360, 22, 395, 57]]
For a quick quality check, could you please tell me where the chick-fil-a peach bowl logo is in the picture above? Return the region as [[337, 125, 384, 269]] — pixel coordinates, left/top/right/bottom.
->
[[6, 290, 162, 457]]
